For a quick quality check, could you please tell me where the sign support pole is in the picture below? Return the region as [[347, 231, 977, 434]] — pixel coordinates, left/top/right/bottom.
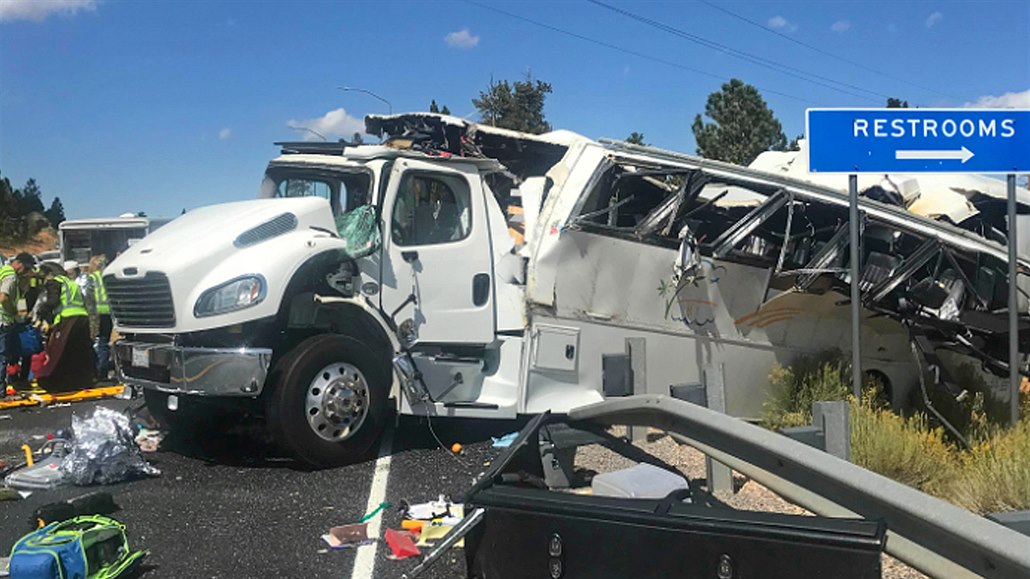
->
[[1008, 173, 1019, 427], [849, 174, 862, 400]]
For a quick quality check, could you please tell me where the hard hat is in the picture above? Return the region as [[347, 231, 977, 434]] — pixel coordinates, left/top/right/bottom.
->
[[63, 260, 80, 271]]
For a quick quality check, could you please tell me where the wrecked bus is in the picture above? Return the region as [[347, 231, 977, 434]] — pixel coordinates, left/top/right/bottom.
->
[[106, 113, 1030, 466]]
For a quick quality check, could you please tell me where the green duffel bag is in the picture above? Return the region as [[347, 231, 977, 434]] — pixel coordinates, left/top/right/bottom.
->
[[9, 515, 146, 579]]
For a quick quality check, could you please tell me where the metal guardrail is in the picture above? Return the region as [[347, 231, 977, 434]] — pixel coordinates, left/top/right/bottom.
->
[[569, 395, 1030, 579]]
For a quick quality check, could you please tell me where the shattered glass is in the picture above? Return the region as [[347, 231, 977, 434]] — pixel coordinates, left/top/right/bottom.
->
[[335, 205, 381, 258]]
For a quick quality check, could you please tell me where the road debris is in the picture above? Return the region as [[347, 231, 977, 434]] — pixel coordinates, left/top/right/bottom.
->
[[401, 495, 454, 521], [490, 432, 518, 448], [34, 491, 119, 528], [384, 528, 420, 560], [60, 406, 160, 485], [134, 428, 164, 453], [321, 523, 371, 549]]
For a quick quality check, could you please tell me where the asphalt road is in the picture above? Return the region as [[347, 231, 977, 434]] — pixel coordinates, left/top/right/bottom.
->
[[0, 398, 525, 579]]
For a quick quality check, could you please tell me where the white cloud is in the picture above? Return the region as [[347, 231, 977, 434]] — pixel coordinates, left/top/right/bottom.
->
[[0, 0, 96, 22], [925, 11, 943, 28], [218, 128, 232, 141], [830, 20, 851, 33], [964, 89, 1030, 109], [444, 28, 480, 49], [768, 15, 797, 33], [287, 108, 365, 141]]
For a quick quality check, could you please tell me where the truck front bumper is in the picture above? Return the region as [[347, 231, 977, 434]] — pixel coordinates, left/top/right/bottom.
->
[[114, 340, 273, 397]]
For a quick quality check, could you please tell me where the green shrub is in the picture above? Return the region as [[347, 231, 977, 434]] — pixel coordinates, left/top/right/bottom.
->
[[850, 394, 954, 494], [766, 352, 1030, 514], [764, 351, 850, 430], [945, 414, 1030, 513]]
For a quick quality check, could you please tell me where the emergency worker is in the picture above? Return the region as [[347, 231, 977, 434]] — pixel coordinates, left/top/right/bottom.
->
[[36, 262, 94, 391], [86, 255, 112, 379], [0, 253, 36, 389]]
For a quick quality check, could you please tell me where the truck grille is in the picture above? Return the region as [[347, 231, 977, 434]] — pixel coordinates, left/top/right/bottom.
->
[[105, 272, 176, 328]]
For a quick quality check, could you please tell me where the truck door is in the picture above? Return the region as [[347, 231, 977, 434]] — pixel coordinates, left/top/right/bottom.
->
[[379, 158, 496, 345]]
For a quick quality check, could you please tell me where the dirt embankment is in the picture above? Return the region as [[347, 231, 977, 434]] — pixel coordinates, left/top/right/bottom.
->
[[0, 227, 59, 257]]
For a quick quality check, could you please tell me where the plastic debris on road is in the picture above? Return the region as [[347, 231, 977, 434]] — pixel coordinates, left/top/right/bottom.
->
[[384, 528, 420, 560], [416, 524, 458, 548], [134, 428, 164, 453], [402, 495, 453, 520], [491, 431, 518, 448], [321, 523, 371, 549], [60, 406, 160, 485]]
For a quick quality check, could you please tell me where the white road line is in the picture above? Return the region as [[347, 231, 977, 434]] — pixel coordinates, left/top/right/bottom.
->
[[351, 423, 394, 579]]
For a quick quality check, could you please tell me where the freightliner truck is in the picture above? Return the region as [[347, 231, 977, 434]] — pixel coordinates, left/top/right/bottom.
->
[[108, 113, 1030, 466]]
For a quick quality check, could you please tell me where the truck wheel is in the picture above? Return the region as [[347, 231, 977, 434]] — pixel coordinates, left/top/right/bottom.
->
[[266, 334, 389, 468]]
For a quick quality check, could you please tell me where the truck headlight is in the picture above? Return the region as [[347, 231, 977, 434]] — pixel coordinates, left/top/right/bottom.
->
[[194, 275, 266, 317]]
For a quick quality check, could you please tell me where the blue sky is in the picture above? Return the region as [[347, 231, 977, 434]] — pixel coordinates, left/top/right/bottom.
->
[[1, 0, 1028, 219]]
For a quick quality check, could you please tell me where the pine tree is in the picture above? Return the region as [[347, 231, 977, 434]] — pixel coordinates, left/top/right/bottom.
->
[[626, 132, 648, 146], [691, 79, 787, 165], [45, 196, 66, 226], [18, 178, 45, 215], [472, 73, 553, 134]]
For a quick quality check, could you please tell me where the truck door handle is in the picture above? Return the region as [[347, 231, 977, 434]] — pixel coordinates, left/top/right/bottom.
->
[[473, 273, 490, 306], [402, 251, 419, 263]]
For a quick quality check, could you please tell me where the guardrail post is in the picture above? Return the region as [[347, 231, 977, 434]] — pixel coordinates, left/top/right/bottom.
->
[[704, 363, 734, 493], [626, 338, 649, 443], [813, 400, 850, 462]]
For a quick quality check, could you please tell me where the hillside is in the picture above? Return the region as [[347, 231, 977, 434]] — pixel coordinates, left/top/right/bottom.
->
[[0, 227, 59, 257]]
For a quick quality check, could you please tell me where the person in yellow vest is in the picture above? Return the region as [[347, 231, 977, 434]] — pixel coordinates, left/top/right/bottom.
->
[[35, 262, 95, 392], [86, 255, 113, 380], [0, 253, 36, 389]]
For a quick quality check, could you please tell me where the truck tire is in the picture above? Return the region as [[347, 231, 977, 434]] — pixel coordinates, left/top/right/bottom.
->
[[265, 334, 390, 468]]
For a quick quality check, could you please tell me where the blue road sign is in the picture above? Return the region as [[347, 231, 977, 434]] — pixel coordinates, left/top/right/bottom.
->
[[807, 108, 1030, 173]]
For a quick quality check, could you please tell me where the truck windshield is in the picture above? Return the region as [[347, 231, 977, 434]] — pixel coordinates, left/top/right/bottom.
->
[[262, 167, 372, 217]]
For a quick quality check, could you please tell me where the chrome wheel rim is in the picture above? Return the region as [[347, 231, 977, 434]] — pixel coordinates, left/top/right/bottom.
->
[[305, 362, 370, 442]]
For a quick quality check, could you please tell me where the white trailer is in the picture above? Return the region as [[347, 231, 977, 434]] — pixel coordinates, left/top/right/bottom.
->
[[106, 113, 1030, 466], [59, 214, 173, 264]]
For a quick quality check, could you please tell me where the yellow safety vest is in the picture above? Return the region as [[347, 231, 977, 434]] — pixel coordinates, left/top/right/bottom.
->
[[0, 265, 19, 324], [89, 271, 110, 315], [54, 275, 88, 325]]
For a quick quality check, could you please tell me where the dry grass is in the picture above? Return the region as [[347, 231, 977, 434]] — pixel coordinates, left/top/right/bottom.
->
[[765, 354, 1030, 514], [849, 395, 954, 495]]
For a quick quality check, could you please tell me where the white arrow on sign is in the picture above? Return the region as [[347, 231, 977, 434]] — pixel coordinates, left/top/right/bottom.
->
[[895, 146, 975, 163]]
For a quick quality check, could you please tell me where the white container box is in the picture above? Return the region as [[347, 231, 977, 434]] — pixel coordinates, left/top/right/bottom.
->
[[591, 462, 689, 499]]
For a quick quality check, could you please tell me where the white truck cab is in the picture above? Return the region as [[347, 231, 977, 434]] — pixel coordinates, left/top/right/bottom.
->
[[108, 113, 1030, 467]]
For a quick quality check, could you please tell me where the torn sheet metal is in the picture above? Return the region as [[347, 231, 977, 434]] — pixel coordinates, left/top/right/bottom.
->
[[750, 139, 1030, 225]]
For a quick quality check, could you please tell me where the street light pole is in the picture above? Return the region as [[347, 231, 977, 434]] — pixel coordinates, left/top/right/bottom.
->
[[338, 86, 393, 115]]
